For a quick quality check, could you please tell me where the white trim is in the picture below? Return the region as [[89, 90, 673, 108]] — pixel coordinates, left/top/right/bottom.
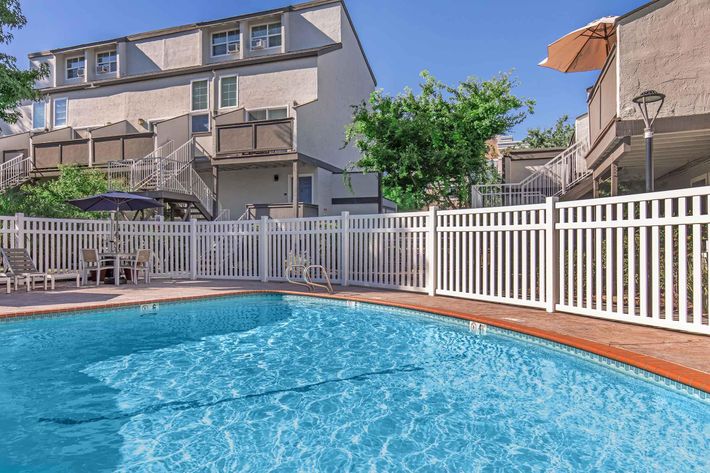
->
[[210, 28, 241, 58], [64, 54, 85, 81], [218, 74, 239, 109], [53, 97, 68, 128], [249, 21, 282, 51], [190, 78, 210, 112]]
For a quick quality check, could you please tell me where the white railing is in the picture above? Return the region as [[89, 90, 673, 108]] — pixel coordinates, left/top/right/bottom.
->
[[107, 141, 174, 191], [474, 139, 590, 207], [3, 185, 710, 334], [107, 139, 216, 217], [0, 154, 33, 193]]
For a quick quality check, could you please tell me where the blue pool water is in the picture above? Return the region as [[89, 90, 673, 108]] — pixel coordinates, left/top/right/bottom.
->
[[0, 295, 708, 472]]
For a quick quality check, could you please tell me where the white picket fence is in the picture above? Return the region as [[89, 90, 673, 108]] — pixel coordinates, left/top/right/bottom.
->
[[1, 186, 709, 334]]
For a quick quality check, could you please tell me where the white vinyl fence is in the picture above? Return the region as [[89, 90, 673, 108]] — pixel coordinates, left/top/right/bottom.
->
[[1, 186, 709, 334]]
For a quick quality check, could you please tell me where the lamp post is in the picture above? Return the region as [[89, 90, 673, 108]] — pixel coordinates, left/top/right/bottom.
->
[[632, 90, 665, 192]]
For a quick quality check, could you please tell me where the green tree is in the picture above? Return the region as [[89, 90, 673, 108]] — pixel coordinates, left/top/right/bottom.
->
[[519, 115, 575, 149], [0, 165, 108, 218], [0, 0, 48, 124], [345, 71, 533, 210]]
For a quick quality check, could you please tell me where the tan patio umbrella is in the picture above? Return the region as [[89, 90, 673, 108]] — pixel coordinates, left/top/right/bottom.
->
[[539, 16, 617, 73]]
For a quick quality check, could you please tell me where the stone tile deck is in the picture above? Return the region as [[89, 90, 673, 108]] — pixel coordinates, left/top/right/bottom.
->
[[1, 280, 708, 391]]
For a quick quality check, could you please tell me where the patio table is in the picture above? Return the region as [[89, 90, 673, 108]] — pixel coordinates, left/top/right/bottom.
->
[[99, 252, 134, 286]]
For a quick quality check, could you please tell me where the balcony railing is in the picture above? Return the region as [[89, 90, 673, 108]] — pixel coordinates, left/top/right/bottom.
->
[[216, 117, 294, 157], [587, 48, 617, 147]]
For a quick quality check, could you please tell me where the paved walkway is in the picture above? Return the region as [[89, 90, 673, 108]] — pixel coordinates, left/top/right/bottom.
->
[[1, 280, 708, 391]]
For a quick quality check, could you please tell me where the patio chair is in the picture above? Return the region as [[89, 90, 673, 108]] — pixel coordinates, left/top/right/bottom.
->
[[1, 248, 48, 292], [80, 249, 114, 286], [284, 251, 333, 294], [120, 249, 152, 285], [0, 273, 10, 294]]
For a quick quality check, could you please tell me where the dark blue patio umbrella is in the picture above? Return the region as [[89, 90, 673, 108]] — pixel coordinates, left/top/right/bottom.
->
[[68, 191, 163, 251], [67, 191, 162, 212]]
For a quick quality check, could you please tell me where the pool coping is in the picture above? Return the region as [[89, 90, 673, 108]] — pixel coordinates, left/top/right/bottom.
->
[[1, 289, 709, 394]]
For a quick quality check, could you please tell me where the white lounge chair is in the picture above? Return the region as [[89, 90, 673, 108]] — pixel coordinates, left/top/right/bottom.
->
[[284, 251, 333, 293]]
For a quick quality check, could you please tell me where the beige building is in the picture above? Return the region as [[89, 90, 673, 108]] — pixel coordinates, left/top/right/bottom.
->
[[0, 0, 395, 219], [473, 0, 710, 207]]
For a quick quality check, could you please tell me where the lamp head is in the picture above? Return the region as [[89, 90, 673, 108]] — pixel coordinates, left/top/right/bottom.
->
[[632, 90, 665, 105], [633, 89, 665, 131]]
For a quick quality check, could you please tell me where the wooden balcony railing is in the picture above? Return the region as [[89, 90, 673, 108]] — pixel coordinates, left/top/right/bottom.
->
[[216, 117, 294, 157]]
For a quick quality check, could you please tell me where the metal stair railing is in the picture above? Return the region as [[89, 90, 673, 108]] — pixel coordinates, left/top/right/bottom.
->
[[108, 138, 216, 217], [473, 138, 590, 208], [107, 140, 174, 191], [0, 154, 33, 192]]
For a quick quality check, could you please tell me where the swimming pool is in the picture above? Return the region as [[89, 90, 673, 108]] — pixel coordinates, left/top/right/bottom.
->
[[0, 294, 707, 472]]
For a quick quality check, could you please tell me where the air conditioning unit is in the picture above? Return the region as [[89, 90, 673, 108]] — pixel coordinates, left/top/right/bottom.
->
[[76, 68, 85, 78], [227, 43, 240, 54], [252, 39, 267, 50]]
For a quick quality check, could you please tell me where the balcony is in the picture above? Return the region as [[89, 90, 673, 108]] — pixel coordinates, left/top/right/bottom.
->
[[586, 48, 618, 161], [215, 117, 294, 159]]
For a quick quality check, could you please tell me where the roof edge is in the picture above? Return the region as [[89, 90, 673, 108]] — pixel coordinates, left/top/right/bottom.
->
[[28, 0, 343, 58]]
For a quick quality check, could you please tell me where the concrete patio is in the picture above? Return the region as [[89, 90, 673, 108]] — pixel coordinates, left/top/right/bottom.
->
[[1, 279, 708, 391]]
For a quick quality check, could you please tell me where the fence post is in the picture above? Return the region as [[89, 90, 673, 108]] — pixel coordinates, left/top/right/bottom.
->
[[341, 211, 350, 286], [260, 216, 269, 282], [190, 219, 197, 280], [545, 197, 559, 313], [14, 212, 25, 249], [427, 206, 438, 296]]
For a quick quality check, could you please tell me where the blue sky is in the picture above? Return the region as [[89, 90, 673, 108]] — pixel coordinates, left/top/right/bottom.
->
[[8, 0, 643, 137]]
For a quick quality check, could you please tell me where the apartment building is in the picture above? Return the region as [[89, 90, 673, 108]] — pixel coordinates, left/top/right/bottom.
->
[[473, 0, 710, 207], [0, 0, 394, 219]]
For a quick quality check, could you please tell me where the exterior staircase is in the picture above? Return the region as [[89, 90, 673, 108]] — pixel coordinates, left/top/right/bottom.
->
[[107, 138, 217, 219], [472, 139, 590, 208], [0, 154, 33, 193]]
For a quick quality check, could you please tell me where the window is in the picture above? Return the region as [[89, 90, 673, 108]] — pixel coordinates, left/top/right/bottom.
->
[[66, 56, 85, 79], [250, 22, 282, 50], [191, 114, 210, 133], [32, 101, 46, 129], [211, 30, 239, 57], [54, 98, 67, 127], [247, 107, 288, 121], [96, 51, 117, 74], [191, 80, 209, 111], [219, 76, 237, 108]]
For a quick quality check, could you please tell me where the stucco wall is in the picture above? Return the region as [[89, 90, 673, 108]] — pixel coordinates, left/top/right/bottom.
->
[[0, 103, 32, 135], [127, 30, 202, 75], [46, 58, 317, 132], [294, 6, 375, 171], [289, 3, 342, 50], [618, 0, 710, 119], [218, 165, 306, 216]]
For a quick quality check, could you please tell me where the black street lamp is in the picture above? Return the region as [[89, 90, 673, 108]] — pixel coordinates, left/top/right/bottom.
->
[[632, 90, 665, 192]]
